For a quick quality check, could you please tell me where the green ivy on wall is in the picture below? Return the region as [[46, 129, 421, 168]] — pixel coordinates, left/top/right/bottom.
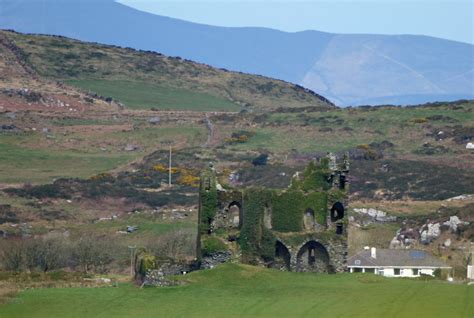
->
[[272, 191, 305, 232], [290, 159, 331, 192], [199, 168, 218, 233], [199, 159, 348, 263], [271, 190, 328, 232], [239, 188, 274, 261]]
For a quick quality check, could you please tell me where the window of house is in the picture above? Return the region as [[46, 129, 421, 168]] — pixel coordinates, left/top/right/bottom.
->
[[378, 269, 384, 275], [394, 268, 401, 275], [354, 267, 362, 273], [412, 269, 419, 276], [365, 268, 375, 274], [355, 260, 361, 265]]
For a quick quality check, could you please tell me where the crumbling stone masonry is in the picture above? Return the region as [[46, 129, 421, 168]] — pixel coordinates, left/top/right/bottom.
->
[[198, 154, 349, 273]]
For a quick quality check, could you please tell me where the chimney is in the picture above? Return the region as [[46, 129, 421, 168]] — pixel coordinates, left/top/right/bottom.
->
[[371, 247, 377, 259]]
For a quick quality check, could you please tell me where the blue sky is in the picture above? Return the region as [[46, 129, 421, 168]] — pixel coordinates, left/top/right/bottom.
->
[[118, 0, 474, 44]]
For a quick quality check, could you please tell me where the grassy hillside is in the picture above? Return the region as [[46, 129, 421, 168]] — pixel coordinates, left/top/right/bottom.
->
[[2, 30, 334, 112], [0, 264, 472, 318], [65, 79, 241, 111]]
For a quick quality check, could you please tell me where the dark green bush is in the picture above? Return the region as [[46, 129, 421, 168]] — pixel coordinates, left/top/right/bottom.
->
[[201, 237, 227, 257], [252, 154, 268, 166]]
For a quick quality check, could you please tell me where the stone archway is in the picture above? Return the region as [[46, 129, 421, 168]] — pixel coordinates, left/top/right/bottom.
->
[[296, 240, 331, 273], [274, 241, 291, 271]]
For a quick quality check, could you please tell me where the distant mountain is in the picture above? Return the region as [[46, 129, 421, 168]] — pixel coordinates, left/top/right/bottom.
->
[[1, 0, 473, 106]]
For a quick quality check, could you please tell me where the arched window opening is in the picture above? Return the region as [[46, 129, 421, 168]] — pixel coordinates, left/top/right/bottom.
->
[[264, 205, 272, 229], [339, 175, 346, 190], [330, 202, 345, 222], [303, 208, 315, 231], [228, 201, 242, 228]]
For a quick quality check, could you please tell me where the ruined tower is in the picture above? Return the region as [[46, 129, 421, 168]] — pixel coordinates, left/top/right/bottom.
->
[[198, 154, 349, 273]]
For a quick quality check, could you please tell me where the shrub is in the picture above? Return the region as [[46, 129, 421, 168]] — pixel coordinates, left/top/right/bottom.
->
[[252, 154, 268, 166], [150, 228, 197, 260], [71, 237, 114, 274], [1, 240, 24, 272], [24, 237, 67, 272], [225, 131, 255, 144], [201, 237, 227, 257], [6, 183, 71, 199], [136, 252, 157, 277], [0, 205, 19, 224], [413, 117, 428, 124]]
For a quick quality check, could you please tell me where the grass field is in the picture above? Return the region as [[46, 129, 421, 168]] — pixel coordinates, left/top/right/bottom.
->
[[0, 125, 205, 184], [66, 79, 242, 111], [0, 141, 136, 184], [0, 264, 471, 318]]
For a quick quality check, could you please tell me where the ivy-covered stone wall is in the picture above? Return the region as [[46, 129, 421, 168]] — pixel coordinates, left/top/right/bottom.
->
[[197, 155, 349, 272], [199, 168, 218, 234]]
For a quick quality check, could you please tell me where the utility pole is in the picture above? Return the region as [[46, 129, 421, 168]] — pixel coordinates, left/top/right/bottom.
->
[[169, 145, 172, 187], [128, 245, 136, 277]]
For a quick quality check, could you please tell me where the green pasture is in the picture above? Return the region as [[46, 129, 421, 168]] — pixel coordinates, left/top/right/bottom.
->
[[0, 125, 205, 184], [0, 140, 135, 184], [0, 264, 471, 318], [67, 79, 241, 111]]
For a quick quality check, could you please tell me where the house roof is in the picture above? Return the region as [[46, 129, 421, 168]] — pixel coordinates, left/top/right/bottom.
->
[[348, 249, 450, 268]]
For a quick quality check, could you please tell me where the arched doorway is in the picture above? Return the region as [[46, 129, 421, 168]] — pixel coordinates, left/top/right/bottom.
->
[[274, 241, 291, 271], [330, 202, 345, 222], [296, 240, 331, 273], [227, 201, 242, 228]]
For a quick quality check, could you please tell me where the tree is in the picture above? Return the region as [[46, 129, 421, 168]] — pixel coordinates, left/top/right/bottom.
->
[[2, 240, 24, 272], [23, 236, 67, 272], [72, 236, 114, 273]]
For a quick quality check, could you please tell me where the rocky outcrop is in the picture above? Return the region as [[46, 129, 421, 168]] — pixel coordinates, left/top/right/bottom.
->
[[200, 251, 232, 269], [442, 216, 469, 232], [420, 223, 441, 244], [390, 215, 470, 248], [353, 208, 397, 223]]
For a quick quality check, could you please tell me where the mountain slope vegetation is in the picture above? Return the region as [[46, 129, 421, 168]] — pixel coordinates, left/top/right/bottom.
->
[[2, 30, 333, 112]]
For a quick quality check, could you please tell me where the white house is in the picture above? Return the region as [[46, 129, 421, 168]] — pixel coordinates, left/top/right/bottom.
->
[[348, 247, 451, 278]]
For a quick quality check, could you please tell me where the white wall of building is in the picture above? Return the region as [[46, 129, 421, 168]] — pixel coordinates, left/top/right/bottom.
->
[[349, 267, 435, 277], [468, 265, 474, 280]]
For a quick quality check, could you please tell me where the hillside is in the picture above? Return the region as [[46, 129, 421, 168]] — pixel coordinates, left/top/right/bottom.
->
[[0, 30, 473, 284], [0, 30, 333, 112], [1, 0, 473, 106]]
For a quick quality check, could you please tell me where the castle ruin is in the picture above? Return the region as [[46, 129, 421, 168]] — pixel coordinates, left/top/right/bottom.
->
[[198, 154, 349, 273]]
